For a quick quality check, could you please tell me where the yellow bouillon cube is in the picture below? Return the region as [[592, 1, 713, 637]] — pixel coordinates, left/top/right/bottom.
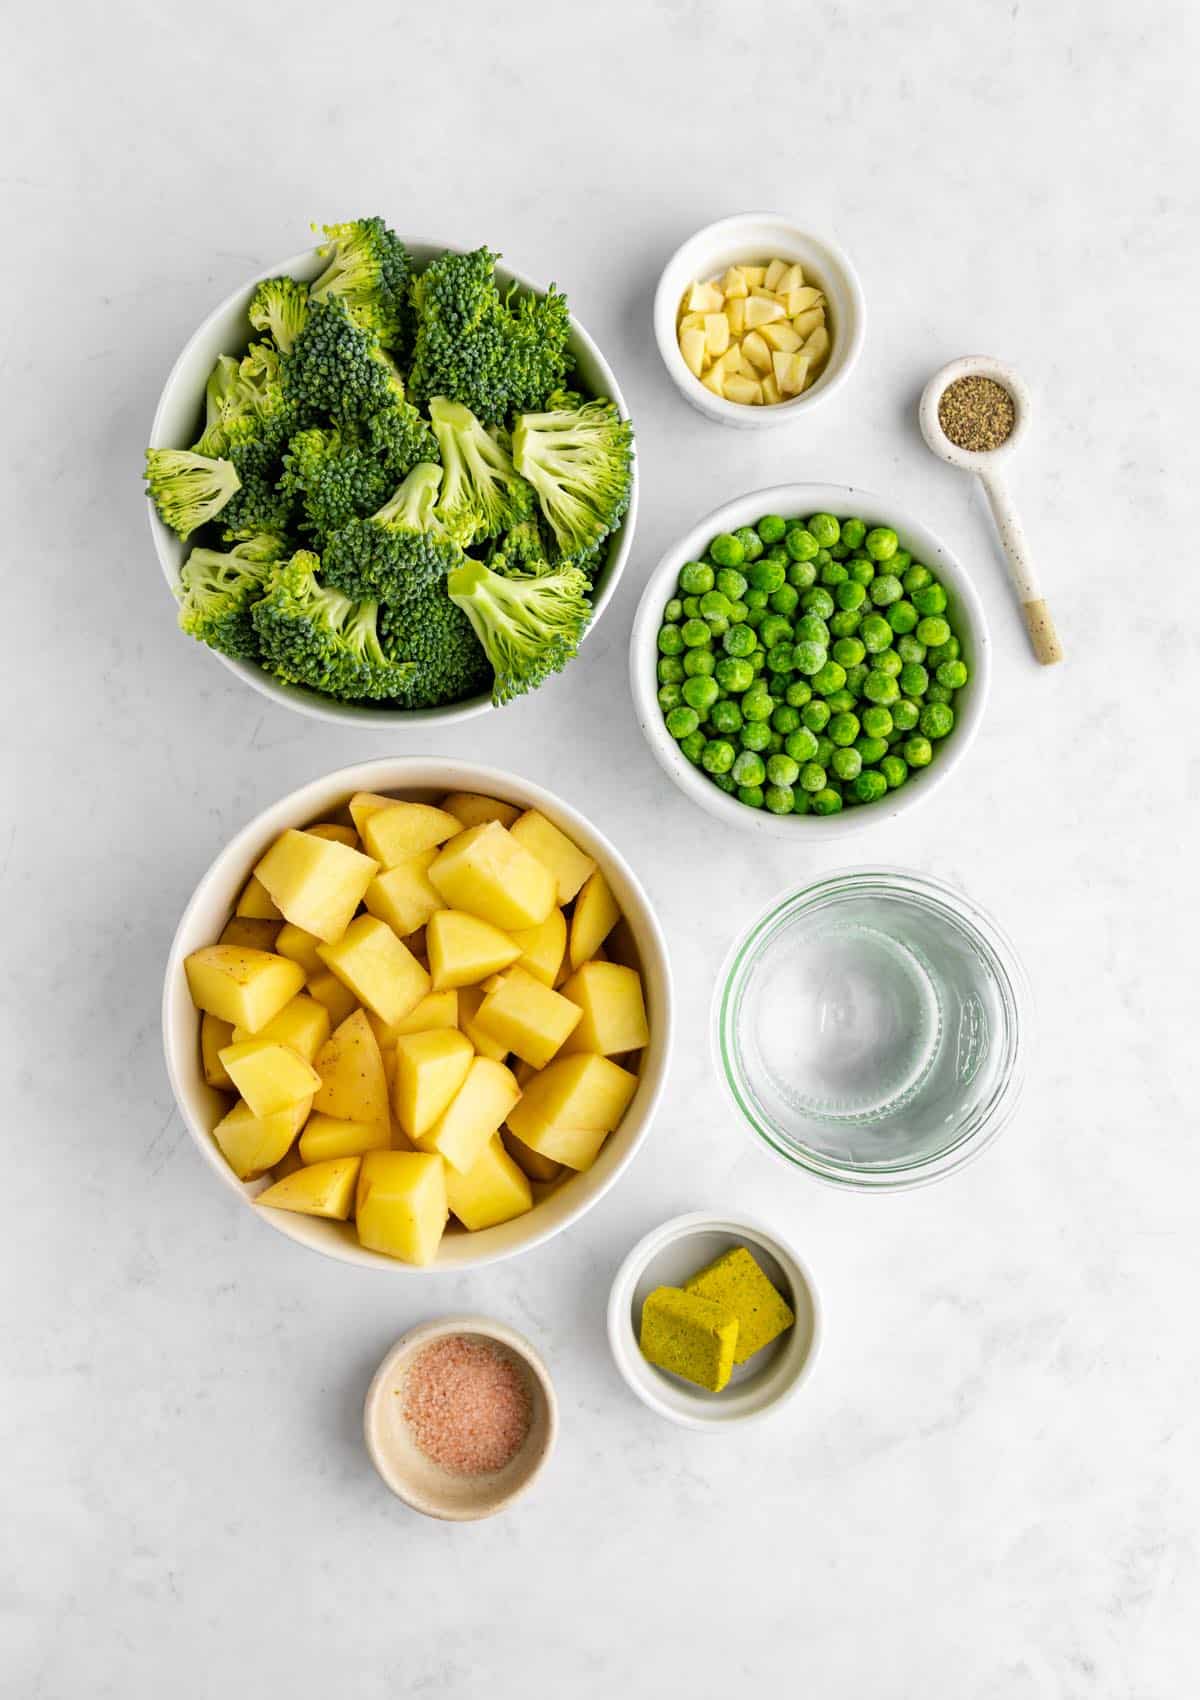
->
[[218, 1039, 321, 1120], [253, 829, 378, 943], [316, 916, 431, 1029], [356, 1150, 448, 1265], [185, 946, 305, 1034], [428, 821, 556, 933], [256, 1156, 361, 1221], [445, 1134, 533, 1232], [474, 966, 582, 1070]]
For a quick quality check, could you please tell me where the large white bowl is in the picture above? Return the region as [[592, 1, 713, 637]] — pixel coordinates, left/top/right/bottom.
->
[[653, 213, 865, 428], [148, 242, 638, 727], [162, 759, 673, 1272], [629, 483, 991, 839]]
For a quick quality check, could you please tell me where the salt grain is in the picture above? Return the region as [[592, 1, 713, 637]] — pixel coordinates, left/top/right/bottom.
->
[[402, 1335, 532, 1477]]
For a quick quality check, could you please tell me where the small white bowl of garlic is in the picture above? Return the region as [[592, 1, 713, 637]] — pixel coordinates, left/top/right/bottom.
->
[[653, 213, 865, 428]]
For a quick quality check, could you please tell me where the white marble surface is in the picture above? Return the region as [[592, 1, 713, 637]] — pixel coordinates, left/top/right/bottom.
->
[[4, 3, 1197, 1694]]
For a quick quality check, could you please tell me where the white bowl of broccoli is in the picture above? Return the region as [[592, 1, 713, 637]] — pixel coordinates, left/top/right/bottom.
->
[[146, 221, 638, 724]]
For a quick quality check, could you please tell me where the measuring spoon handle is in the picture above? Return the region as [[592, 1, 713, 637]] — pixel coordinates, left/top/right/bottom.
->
[[978, 469, 1063, 665]]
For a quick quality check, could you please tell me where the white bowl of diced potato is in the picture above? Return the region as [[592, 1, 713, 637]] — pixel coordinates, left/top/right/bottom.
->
[[653, 213, 864, 425], [163, 760, 672, 1272]]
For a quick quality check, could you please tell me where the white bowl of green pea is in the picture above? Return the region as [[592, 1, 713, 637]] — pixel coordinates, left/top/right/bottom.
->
[[629, 484, 990, 836]]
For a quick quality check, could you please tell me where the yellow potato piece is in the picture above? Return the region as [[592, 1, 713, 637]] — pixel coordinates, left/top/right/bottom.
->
[[274, 921, 325, 979], [724, 374, 763, 406], [427, 909, 521, 991], [785, 285, 824, 316], [761, 321, 802, 353], [763, 258, 788, 292], [306, 823, 360, 850], [299, 1113, 389, 1164], [185, 946, 305, 1034], [429, 821, 556, 932], [457, 984, 510, 1063], [474, 966, 582, 1071], [257, 1157, 360, 1221], [701, 357, 727, 398], [677, 310, 707, 335], [201, 1013, 235, 1091], [317, 916, 431, 1029], [218, 1039, 321, 1120], [356, 1150, 448, 1265], [774, 350, 811, 396], [503, 1110, 609, 1174], [347, 792, 398, 836], [744, 296, 785, 329], [777, 262, 806, 295], [679, 327, 707, 379], [312, 1009, 390, 1143], [306, 971, 358, 1029], [415, 1056, 521, 1174], [761, 372, 782, 405], [218, 917, 280, 952], [235, 875, 282, 921], [560, 962, 650, 1057], [502, 1128, 563, 1184], [508, 810, 595, 905], [725, 297, 746, 339], [740, 264, 767, 287], [685, 280, 724, 314], [720, 266, 749, 300], [507, 1053, 637, 1141], [791, 307, 826, 339], [445, 1134, 533, 1232], [703, 313, 730, 358], [254, 829, 379, 944], [366, 989, 458, 1050], [213, 1096, 311, 1181], [363, 850, 441, 938], [362, 801, 460, 868], [804, 325, 831, 367], [439, 791, 520, 832], [741, 331, 773, 374], [393, 1029, 475, 1140], [570, 870, 621, 970], [509, 907, 566, 988]]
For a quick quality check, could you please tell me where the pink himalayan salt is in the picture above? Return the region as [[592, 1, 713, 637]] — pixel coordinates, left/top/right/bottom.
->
[[402, 1335, 532, 1477]]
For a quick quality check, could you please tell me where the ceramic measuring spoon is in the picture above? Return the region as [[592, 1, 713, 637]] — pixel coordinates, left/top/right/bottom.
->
[[919, 357, 1062, 666]]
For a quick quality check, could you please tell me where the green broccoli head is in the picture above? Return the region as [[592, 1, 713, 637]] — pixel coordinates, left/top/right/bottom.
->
[[485, 513, 556, 577], [379, 578, 492, 709], [429, 397, 534, 546], [407, 247, 574, 425], [322, 462, 465, 603], [146, 448, 242, 538], [251, 550, 415, 702], [512, 393, 633, 560], [176, 534, 284, 659], [280, 425, 393, 536], [447, 556, 592, 704], [249, 276, 310, 354], [310, 218, 413, 351]]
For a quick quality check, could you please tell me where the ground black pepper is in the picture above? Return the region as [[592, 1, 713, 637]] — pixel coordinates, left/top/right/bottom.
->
[[938, 375, 1015, 452]]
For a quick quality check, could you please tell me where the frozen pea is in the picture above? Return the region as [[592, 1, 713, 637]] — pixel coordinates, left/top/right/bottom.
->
[[710, 772, 736, 793], [836, 580, 867, 612], [879, 753, 908, 788], [785, 726, 819, 763], [920, 702, 955, 739], [813, 735, 836, 768], [710, 534, 745, 568], [658, 623, 684, 654], [896, 634, 926, 664], [681, 596, 700, 618], [727, 600, 749, 624], [794, 613, 829, 647], [658, 655, 685, 684], [742, 690, 776, 722], [810, 788, 843, 815], [831, 746, 862, 781], [844, 662, 869, 693], [740, 721, 771, 752], [899, 661, 929, 697], [764, 784, 795, 816], [825, 689, 856, 714], [710, 698, 743, 734], [870, 574, 903, 606], [863, 669, 900, 705], [821, 561, 849, 587], [855, 735, 889, 765], [937, 659, 969, 689], [865, 526, 898, 561], [744, 587, 770, 613], [841, 518, 867, 549], [848, 557, 875, 586], [737, 785, 765, 809], [682, 674, 719, 713], [663, 597, 683, 623], [801, 699, 831, 732], [757, 514, 787, 544], [731, 750, 766, 788], [861, 614, 893, 653], [875, 649, 903, 677], [828, 711, 860, 746], [793, 641, 828, 676], [734, 525, 764, 563], [683, 648, 716, 677], [722, 623, 757, 658], [681, 618, 710, 648], [830, 611, 861, 639], [765, 730, 784, 754], [759, 614, 794, 649], [925, 682, 953, 705], [788, 559, 818, 589], [902, 563, 932, 594], [912, 583, 947, 616], [799, 762, 827, 793], [699, 590, 732, 620], [769, 583, 801, 616], [891, 698, 920, 732], [772, 704, 801, 734], [808, 513, 841, 547], [657, 683, 683, 712], [812, 659, 847, 696], [916, 616, 951, 648], [785, 526, 819, 562], [678, 562, 714, 595], [715, 656, 754, 692], [748, 557, 787, 593], [926, 635, 960, 666], [665, 704, 699, 739], [701, 738, 736, 774], [801, 587, 835, 620], [715, 568, 748, 601], [861, 704, 893, 739], [679, 730, 706, 764], [829, 543, 851, 560], [785, 679, 813, 708], [887, 600, 919, 634], [903, 736, 933, 768], [833, 636, 866, 667], [853, 769, 888, 803], [766, 642, 795, 673], [766, 753, 800, 788]]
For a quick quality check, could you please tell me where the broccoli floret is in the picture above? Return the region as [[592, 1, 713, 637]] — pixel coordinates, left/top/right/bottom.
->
[[251, 550, 415, 702], [310, 218, 412, 351], [429, 397, 534, 545], [407, 248, 574, 425], [485, 513, 556, 577], [249, 276, 309, 354], [176, 534, 284, 659], [379, 579, 492, 709], [146, 448, 242, 538], [447, 556, 592, 704], [322, 461, 464, 604], [512, 394, 634, 559], [186, 341, 295, 535], [280, 425, 393, 536]]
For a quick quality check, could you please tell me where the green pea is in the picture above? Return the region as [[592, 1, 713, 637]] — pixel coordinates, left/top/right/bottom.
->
[[828, 711, 860, 746], [829, 542, 851, 560], [937, 660, 969, 689], [679, 730, 706, 764], [926, 636, 960, 666], [657, 655, 685, 684], [807, 513, 840, 547], [848, 557, 875, 586], [744, 587, 770, 613], [865, 526, 898, 561], [860, 705, 893, 739], [681, 596, 700, 618], [785, 679, 813, 708], [896, 634, 926, 664], [841, 518, 867, 549], [679, 561, 714, 595], [813, 736, 834, 768], [683, 648, 715, 677], [829, 611, 860, 639], [710, 699, 743, 735], [784, 726, 819, 763], [715, 568, 748, 601], [912, 583, 947, 616], [887, 600, 919, 634], [731, 749, 766, 788], [682, 675, 720, 714], [926, 682, 954, 704], [709, 771, 736, 794], [799, 762, 826, 792], [916, 616, 951, 648], [855, 735, 889, 765], [769, 584, 800, 616], [811, 787, 843, 815], [870, 574, 903, 606], [764, 784, 795, 815], [748, 558, 786, 593], [861, 614, 892, 653], [902, 563, 932, 594], [707, 614, 728, 640], [734, 525, 764, 563], [772, 704, 801, 735], [879, 753, 908, 788], [680, 618, 710, 648], [821, 561, 849, 587], [899, 661, 928, 697], [801, 587, 835, 620], [791, 789, 812, 815], [729, 600, 750, 624], [844, 663, 868, 694], [920, 702, 955, 739], [740, 720, 771, 752], [785, 526, 819, 563], [891, 698, 920, 732], [714, 656, 754, 692], [863, 669, 900, 705], [835, 580, 867, 613], [701, 738, 736, 774], [742, 690, 776, 722], [757, 514, 787, 544], [722, 624, 757, 658], [764, 643, 793, 674], [812, 659, 847, 696], [663, 597, 683, 623], [792, 641, 827, 676], [853, 769, 888, 803], [737, 785, 765, 809], [758, 614, 793, 649], [710, 533, 745, 568], [903, 736, 933, 768], [832, 636, 865, 668], [665, 704, 699, 739], [699, 590, 731, 621], [831, 747, 862, 781], [801, 699, 830, 733], [766, 753, 800, 788], [793, 614, 828, 647], [765, 729, 785, 754], [657, 683, 683, 712], [824, 691, 855, 716], [892, 549, 912, 570], [787, 560, 818, 589], [658, 623, 684, 655], [750, 651, 767, 675], [875, 649, 903, 678]]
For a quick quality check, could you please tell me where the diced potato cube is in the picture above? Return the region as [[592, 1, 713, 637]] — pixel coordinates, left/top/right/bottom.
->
[[317, 916, 430, 1029], [560, 962, 650, 1056], [256, 1157, 360, 1221], [724, 374, 763, 406], [764, 258, 788, 292], [803, 324, 830, 367], [239, 994, 335, 1082], [415, 1057, 521, 1174], [365, 989, 458, 1050], [363, 850, 441, 939], [677, 311, 707, 335], [785, 285, 824, 316], [774, 350, 811, 396], [456, 984, 510, 1063], [299, 1113, 390, 1164], [235, 875, 282, 921], [502, 1128, 563, 1183], [679, 327, 707, 379], [427, 909, 521, 991], [509, 907, 566, 988], [218, 1039, 321, 1119], [701, 357, 727, 398], [740, 264, 767, 287], [777, 262, 806, 295], [271, 1142, 305, 1181], [356, 1151, 448, 1265], [726, 297, 746, 339], [508, 811, 595, 905], [503, 1110, 609, 1173], [185, 946, 305, 1034], [306, 823, 360, 850], [761, 373, 782, 405], [273, 922, 325, 979], [791, 307, 825, 339], [429, 821, 556, 932], [570, 870, 621, 970], [201, 1013, 235, 1090], [347, 792, 398, 836], [393, 1029, 475, 1139], [439, 792, 520, 832], [685, 280, 724, 314], [445, 1135, 533, 1232], [761, 321, 802, 353], [741, 331, 773, 374], [507, 1053, 638, 1141], [213, 1096, 311, 1181], [218, 917, 280, 952], [312, 1010, 390, 1143], [721, 266, 749, 300], [474, 966, 582, 1070], [362, 801, 460, 867], [253, 829, 379, 944], [744, 296, 785, 329], [306, 971, 359, 1029], [703, 313, 730, 358]]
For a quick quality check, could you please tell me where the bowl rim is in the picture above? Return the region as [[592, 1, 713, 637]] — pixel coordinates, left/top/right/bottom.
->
[[652, 212, 866, 427], [147, 239, 639, 727], [161, 758, 674, 1272], [606, 1210, 822, 1429], [628, 480, 992, 838], [363, 1313, 558, 1519]]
